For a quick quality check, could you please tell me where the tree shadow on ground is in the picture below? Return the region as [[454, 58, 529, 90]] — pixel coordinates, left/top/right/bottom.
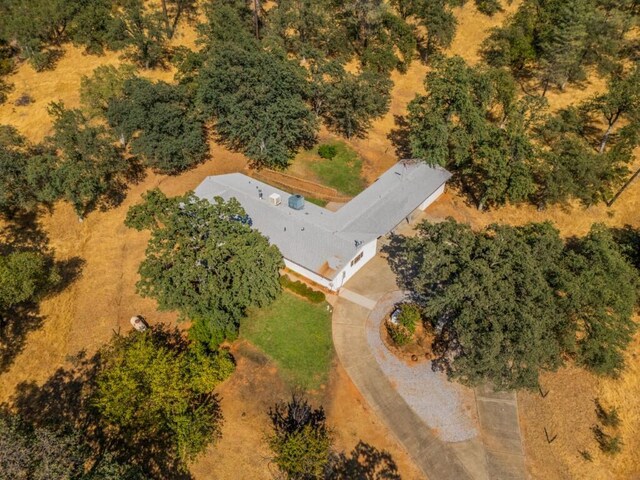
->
[[0, 211, 49, 253], [328, 441, 401, 480], [610, 224, 640, 271], [0, 214, 85, 373], [387, 115, 413, 160], [0, 306, 45, 374], [382, 234, 457, 376], [98, 156, 147, 213], [7, 348, 194, 479], [10, 350, 100, 432], [386, 116, 481, 209], [381, 233, 421, 296]]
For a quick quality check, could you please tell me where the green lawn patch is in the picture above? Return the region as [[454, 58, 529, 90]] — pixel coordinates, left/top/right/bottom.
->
[[242, 292, 333, 389], [305, 196, 328, 207], [310, 142, 366, 196]]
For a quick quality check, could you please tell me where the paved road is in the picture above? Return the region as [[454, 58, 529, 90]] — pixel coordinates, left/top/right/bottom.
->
[[332, 254, 528, 479]]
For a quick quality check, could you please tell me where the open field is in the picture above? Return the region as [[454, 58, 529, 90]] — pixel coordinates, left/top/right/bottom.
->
[[0, 1, 639, 479]]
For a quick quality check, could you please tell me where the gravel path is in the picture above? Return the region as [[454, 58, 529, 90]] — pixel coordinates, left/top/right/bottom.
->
[[365, 291, 479, 443]]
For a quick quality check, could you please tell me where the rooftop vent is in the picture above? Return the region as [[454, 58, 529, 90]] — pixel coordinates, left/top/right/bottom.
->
[[268, 193, 282, 206], [288, 194, 305, 210]]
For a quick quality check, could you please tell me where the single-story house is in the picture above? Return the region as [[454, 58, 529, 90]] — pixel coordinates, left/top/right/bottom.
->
[[194, 160, 451, 291]]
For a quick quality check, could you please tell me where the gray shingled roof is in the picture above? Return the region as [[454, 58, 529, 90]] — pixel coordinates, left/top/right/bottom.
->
[[194, 160, 451, 279]]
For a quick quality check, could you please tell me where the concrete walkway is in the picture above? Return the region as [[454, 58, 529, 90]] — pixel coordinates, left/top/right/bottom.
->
[[333, 254, 528, 480], [339, 288, 377, 310]]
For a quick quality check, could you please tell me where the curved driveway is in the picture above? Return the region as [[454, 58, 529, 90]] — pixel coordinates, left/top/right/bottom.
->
[[332, 255, 527, 480]]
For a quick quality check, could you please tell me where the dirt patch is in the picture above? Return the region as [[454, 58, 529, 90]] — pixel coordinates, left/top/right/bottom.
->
[[190, 341, 287, 480], [248, 167, 352, 203], [190, 345, 426, 480]]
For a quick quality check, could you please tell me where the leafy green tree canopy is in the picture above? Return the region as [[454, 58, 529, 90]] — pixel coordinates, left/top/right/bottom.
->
[[0, 250, 59, 313], [534, 93, 637, 206], [0, 0, 80, 70], [196, 41, 318, 168], [125, 189, 283, 347], [106, 77, 208, 174], [267, 394, 332, 480], [0, 125, 57, 216], [406, 56, 539, 209], [46, 103, 136, 219], [106, 0, 170, 69], [562, 226, 639, 376], [93, 326, 233, 468], [391, 0, 458, 59], [386, 218, 639, 390], [0, 411, 86, 480], [481, 0, 638, 93], [80, 64, 138, 118], [312, 62, 392, 139]]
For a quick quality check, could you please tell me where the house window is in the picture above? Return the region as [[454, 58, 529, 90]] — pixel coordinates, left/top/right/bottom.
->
[[350, 251, 364, 267]]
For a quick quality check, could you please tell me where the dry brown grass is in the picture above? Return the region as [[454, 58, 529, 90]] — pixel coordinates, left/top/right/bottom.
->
[[449, 1, 521, 65], [518, 324, 640, 480], [0, 19, 197, 142], [0, 3, 639, 478]]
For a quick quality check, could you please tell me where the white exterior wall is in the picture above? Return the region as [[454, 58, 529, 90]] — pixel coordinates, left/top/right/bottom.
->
[[283, 259, 333, 290], [283, 239, 378, 292], [417, 183, 446, 211], [331, 239, 378, 291]]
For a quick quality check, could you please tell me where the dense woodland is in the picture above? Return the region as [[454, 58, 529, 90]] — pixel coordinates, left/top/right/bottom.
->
[[0, 0, 639, 478], [1, 0, 639, 214]]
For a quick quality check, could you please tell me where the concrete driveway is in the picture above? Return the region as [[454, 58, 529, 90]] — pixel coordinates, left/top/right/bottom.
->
[[332, 253, 528, 480]]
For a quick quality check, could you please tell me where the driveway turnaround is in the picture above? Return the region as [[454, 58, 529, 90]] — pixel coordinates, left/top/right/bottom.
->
[[333, 297, 473, 480], [365, 291, 478, 443], [332, 254, 528, 480]]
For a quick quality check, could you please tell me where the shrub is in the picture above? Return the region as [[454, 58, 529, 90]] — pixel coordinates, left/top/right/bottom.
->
[[279, 275, 326, 303], [386, 303, 421, 346], [267, 394, 332, 479], [396, 303, 420, 333], [386, 322, 413, 346], [318, 144, 338, 159], [0, 80, 11, 104], [579, 450, 593, 462], [14, 93, 34, 107], [592, 425, 623, 455], [595, 399, 620, 428]]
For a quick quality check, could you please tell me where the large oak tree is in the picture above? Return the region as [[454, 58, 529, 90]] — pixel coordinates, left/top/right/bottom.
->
[[125, 189, 283, 347], [386, 219, 639, 390]]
